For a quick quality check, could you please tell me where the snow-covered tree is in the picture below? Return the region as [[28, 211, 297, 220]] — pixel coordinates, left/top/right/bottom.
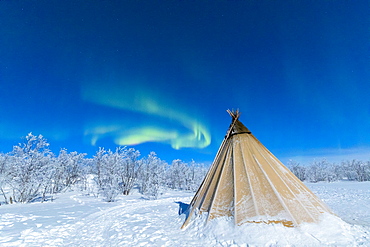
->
[[366, 161, 370, 181], [184, 160, 208, 191], [138, 152, 167, 199], [54, 149, 86, 192], [8, 133, 53, 203], [92, 147, 141, 201], [341, 159, 370, 182], [287, 160, 306, 181], [93, 147, 106, 189], [165, 159, 208, 191], [0, 153, 10, 204], [116, 147, 141, 195], [167, 159, 188, 190], [306, 159, 334, 183], [92, 148, 121, 202], [78, 158, 95, 192], [39, 156, 58, 202]]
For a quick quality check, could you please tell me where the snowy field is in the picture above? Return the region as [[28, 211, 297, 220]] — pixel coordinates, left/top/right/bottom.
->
[[0, 181, 369, 246]]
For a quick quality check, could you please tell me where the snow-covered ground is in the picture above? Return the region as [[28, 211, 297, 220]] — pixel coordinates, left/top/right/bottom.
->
[[0, 181, 369, 246]]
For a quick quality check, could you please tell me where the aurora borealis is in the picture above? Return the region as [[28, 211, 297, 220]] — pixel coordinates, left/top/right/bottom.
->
[[82, 80, 211, 149], [0, 1, 369, 163]]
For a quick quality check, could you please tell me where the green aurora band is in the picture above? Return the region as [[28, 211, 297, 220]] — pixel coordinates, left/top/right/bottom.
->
[[82, 81, 211, 150]]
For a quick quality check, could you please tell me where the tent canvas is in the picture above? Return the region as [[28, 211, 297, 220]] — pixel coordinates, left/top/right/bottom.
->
[[182, 110, 333, 229]]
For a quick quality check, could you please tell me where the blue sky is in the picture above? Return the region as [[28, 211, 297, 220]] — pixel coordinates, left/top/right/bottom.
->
[[0, 1, 369, 164]]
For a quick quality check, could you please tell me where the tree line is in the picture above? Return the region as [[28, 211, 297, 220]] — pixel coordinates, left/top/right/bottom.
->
[[287, 158, 370, 183], [0, 133, 208, 204], [0, 133, 369, 205]]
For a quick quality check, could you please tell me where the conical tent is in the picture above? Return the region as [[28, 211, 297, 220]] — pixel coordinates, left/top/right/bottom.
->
[[181, 110, 333, 229]]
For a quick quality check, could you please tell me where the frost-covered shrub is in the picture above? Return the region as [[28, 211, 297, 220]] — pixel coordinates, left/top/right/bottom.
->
[[99, 183, 120, 202]]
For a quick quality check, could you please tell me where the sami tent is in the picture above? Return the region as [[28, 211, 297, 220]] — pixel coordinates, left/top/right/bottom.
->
[[182, 110, 333, 229]]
